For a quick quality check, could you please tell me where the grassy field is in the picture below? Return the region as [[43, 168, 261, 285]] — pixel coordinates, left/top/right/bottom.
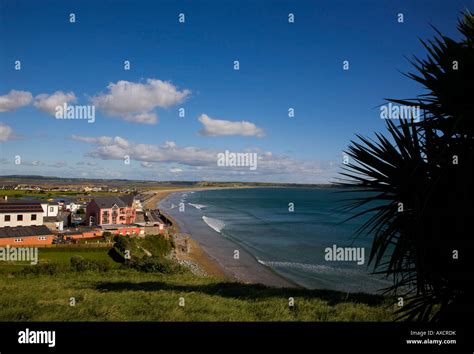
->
[[0, 237, 396, 321], [0, 189, 120, 200], [37, 248, 118, 266], [0, 247, 117, 272], [0, 269, 396, 321]]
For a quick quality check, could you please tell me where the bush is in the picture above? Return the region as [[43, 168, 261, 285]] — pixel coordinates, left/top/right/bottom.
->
[[113, 235, 131, 252], [20, 262, 65, 276], [139, 235, 173, 257], [108, 247, 126, 263], [102, 232, 113, 242], [112, 236, 146, 260], [70, 256, 86, 271], [129, 257, 184, 274], [70, 256, 110, 272]]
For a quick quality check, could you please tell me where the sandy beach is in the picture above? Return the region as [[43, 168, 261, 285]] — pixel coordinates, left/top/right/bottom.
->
[[143, 186, 256, 209], [146, 187, 298, 288]]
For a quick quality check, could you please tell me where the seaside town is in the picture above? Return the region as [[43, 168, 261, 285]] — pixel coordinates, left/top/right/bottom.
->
[[0, 3, 471, 352], [0, 184, 171, 247]]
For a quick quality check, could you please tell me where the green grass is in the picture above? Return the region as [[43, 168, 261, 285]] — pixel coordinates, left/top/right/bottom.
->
[[1, 189, 121, 200], [0, 269, 396, 321], [0, 243, 396, 321], [0, 248, 116, 270], [139, 235, 173, 256], [37, 248, 118, 267]]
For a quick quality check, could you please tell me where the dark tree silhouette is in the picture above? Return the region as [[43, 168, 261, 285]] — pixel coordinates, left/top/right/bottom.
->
[[338, 13, 474, 321]]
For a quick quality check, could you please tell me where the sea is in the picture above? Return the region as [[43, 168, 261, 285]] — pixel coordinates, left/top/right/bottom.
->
[[159, 187, 392, 294]]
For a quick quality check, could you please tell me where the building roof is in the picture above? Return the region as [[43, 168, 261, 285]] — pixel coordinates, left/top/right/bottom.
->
[[0, 201, 44, 214], [0, 225, 53, 238], [91, 196, 134, 208], [119, 194, 134, 206]]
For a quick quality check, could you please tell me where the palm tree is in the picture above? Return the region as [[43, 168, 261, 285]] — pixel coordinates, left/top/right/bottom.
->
[[338, 13, 474, 321]]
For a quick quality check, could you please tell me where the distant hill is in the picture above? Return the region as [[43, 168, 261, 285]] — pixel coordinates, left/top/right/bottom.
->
[[0, 175, 334, 189]]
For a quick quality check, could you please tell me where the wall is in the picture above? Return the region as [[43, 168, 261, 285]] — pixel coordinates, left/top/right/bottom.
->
[[41, 204, 59, 217], [0, 235, 55, 246], [0, 212, 44, 227], [108, 227, 144, 236]]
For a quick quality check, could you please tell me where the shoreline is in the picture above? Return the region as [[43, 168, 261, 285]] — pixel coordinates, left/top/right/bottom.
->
[[151, 187, 299, 288], [143, 186, 258, 210]]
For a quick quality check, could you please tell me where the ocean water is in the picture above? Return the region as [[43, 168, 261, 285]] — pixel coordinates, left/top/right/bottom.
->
[[161, 188, 391, 293]]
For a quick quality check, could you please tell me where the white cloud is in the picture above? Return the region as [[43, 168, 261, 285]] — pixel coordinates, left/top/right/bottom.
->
[[72, 135, 216, 166], [70, 134, 336, 184], [198, 114, 265, 137], [0, 90, 33, 112], [71, 135, 113, 145], [0, 123, 15, 142], [131, 112, 157, 124], [34, 91, 77, 116], [91, 79, 190, 125], [141, 162, 154, 168]]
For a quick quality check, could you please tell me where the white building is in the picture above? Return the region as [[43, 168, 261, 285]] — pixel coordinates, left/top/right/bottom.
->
[[41, 203, 59, 217], [64, 202, 85, 213], [133, 198, 143, 212], [0, 201, 45, 227]]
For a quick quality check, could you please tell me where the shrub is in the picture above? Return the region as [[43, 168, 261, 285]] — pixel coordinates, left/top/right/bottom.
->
[[70, 256, 87, 271], [139, 235, 173, 257], [20, 262, 64, 276], [129, 257, 184, 274], [102, 232, 114, 242], [108, 247, 126, 263], [112, 236, 146, 261], [113, 235, 131, 253], [70, 256, 110, 272]]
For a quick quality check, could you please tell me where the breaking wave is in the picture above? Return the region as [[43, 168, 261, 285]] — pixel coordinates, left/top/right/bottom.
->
[[257, 260, 359, 275], [202, 216, 225, 233], [188, 203, 206, 210]]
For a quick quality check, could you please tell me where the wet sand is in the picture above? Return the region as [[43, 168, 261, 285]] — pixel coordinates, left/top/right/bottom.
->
[[153, 189, 298, 288]]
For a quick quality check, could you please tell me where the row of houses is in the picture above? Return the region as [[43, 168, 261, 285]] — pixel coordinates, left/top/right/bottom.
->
[[0, 195, 166, 246], [0, 184, 138, 193]]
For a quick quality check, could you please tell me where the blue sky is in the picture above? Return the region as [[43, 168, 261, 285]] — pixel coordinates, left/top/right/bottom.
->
[[0, 0, 470, 183]]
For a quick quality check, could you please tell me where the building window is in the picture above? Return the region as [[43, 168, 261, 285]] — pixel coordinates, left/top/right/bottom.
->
[[50, 207, 54, 212], [15, 238, 23, 242], [4, 215, 10, 222], [31, 214, 37, 221], [17, 215, 23, 221]]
